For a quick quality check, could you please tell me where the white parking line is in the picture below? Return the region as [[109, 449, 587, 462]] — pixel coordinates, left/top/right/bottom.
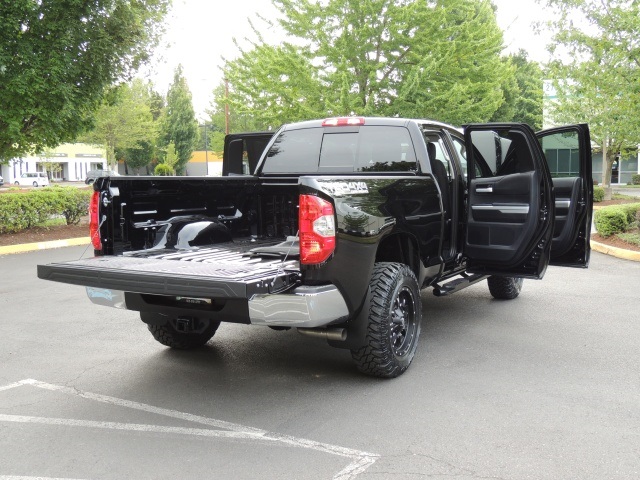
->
[[1, 379, 379, 480], [0, 477, 85, 480]]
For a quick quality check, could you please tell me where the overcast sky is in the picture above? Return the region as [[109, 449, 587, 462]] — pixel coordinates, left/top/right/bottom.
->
[[140, 0, 554, 119]]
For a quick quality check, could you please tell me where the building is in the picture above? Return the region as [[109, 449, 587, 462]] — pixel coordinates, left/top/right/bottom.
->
[[0, 144, 226, 183], [543, 80, 640, 185], [0, 143, 107, 184], [185, 151, 223, 176]]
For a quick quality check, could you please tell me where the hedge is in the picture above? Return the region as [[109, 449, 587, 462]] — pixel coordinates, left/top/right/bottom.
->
[[593, 186, 605, 202], [594, 203, 640, 237], [0, 186, 92, 234], [631, 174, 640, 185]]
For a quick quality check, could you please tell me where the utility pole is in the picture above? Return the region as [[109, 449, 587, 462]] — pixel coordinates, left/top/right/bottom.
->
[[204, 122, 209, 176], [224, 78, 230, 135]]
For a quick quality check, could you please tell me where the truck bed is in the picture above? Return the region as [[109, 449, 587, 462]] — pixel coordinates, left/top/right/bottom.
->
[[37, 238, 300, 299]]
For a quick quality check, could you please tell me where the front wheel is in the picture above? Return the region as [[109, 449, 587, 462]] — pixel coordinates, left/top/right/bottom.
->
[[145, 315, 221, 349], [32, 181, 38, 187], [487, 276, 524, 300], [351, 262, 422, 378]]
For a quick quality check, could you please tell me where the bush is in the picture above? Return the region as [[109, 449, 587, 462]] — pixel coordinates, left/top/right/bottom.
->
[[53, 187, 92, 225], [594, 203, 640, 237], [154, 163, 174, 176], [619, 203, 640, 223], [594, 208, 628, 237], [593, 186, 605, 202], [632, 174, 640, 185], [0, 187, 92, 234]]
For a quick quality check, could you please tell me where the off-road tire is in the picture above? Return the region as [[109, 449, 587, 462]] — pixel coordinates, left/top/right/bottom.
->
[[147, 316, 220, 349], [487, 276, 524, 300], [350, 262, 422, 378]]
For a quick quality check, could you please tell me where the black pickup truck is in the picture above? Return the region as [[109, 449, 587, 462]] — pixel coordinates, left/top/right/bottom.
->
[[38, 117, 593, 378]]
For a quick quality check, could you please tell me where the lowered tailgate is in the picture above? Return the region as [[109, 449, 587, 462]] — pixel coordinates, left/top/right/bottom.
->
[[37, 246, 300, 299]]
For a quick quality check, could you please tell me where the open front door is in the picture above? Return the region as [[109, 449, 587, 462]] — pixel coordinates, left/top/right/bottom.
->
[[463, 124, 554, 279], [536, 124, 593, 267]]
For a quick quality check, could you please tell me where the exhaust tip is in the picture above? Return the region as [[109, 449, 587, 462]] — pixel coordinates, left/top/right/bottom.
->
[[297, 327, 347, 342]]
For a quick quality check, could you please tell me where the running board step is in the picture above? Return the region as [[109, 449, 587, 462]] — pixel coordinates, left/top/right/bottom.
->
[[432, 274, 488, 297]]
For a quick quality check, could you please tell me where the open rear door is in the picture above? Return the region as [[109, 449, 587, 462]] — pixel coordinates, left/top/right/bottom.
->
[[223, 132, 273, 176], [536, 124, 593, 267], [463, 123, 555, 279]]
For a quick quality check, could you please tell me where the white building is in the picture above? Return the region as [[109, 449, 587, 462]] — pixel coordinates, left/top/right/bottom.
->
[[0, 143, 107, 184]]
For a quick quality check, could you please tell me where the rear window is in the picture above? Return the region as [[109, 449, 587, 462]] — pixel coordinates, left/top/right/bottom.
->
[[262, 126, 417, 174]]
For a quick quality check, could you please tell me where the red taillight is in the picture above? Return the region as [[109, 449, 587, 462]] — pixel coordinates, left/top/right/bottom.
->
[[299, 194, 336, 265], [322, 117, 365, 127], [89, 191, 102, 251]]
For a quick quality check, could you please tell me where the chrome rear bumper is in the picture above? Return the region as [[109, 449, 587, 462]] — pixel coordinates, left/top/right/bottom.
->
[[248, 284, 349, 328]]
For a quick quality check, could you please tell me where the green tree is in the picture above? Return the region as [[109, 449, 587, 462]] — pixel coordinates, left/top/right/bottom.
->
[[393, 0, 511, 124], [217, 0, 513, 129], [81, 81, 157, 170], [0, 0, 170, 162], [207, 84, 269, 147], [543, 0, 640, 198], [119, 81, 165, 174], [490, 51, 544, 130], [162, 65, 198, 175], [163, 142, 179, 172]]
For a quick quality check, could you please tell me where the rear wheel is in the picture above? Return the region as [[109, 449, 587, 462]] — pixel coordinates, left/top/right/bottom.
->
[[144, 314, 221, 349], [350, 262, 422, 378], [487, 276, 524, 300]]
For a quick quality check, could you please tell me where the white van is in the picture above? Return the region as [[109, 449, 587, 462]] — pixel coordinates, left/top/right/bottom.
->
[[14, 172, 50, 187]]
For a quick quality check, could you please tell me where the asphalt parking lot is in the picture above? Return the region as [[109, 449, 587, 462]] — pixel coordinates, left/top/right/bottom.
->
[[1, 246, 639, 479]]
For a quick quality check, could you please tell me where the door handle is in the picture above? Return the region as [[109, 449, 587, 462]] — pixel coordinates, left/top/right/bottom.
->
[[476, 186, 493, 193]]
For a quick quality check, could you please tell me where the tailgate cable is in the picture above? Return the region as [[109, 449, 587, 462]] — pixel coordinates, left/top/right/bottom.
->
[[270, 231, 299, 293], [79, 215, 107, 259]]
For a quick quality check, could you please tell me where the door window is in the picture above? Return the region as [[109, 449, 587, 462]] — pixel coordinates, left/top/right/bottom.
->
[[470, 129, 535, 178], [539, 130, 581, 178]]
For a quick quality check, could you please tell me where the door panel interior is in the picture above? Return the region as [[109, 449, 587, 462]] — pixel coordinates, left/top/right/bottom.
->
[[537, 125, 592, 266], [467, 172, 538, 263], [551, 176, 583, 256], [464, 124, 554, 278]]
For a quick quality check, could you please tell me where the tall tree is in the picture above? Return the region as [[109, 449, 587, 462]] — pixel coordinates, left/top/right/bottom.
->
[[81, 81, 157, 170], [217, 0, 514, 129], [490, 51, 544, 130], [0, 0, 170, 162], [543, 0, 640, 198], [162, 65, 198, 174], [119, 81, 165, 173]]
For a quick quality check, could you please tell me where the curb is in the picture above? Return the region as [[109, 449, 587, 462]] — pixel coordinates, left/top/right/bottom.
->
[[0, 237, 90, 256], [590, 237, 640, 262]]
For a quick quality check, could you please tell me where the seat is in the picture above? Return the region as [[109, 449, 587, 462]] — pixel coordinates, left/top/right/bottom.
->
[[427, 142, 450, 215]]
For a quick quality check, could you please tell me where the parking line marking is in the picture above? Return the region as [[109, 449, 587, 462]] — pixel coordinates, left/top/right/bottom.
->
[[0, 381, 27, 392], [0, 477, 86, 480], [1, 380, 380, 480], [0, 414, 272, 441]]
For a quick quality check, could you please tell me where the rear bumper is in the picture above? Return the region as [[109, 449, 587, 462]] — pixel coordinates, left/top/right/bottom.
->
[[39, 254, 349, 328], [85, 283, 349, 329], [248, 284, 349, 328]]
